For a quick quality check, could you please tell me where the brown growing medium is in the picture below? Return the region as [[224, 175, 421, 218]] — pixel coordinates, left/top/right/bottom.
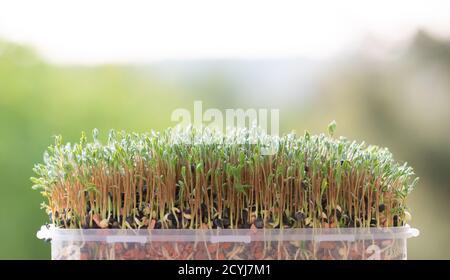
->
[[32, 125, 418, 231]]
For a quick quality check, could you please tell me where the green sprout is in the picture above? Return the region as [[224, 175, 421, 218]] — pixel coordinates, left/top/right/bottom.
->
[[32, 124, 418, 230]]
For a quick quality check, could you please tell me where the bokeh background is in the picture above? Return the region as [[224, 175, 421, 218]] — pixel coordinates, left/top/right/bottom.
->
[[0, 1, 449, 259]]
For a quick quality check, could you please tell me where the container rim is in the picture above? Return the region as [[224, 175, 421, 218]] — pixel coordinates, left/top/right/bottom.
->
[[37, 224, 419, 244]]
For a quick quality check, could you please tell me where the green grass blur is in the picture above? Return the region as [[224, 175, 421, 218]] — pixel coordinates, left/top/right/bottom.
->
[[0, 30, 449, 259]]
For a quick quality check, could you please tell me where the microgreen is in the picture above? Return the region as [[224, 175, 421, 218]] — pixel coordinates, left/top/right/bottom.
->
[[32, 123, 418, 229]]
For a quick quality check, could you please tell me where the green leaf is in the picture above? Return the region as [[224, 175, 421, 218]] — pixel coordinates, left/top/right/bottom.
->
[[328, 120, 337, 137], [92, 128, 99, 142]]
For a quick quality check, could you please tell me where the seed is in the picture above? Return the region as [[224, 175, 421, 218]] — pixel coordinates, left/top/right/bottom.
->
[[149, 219, 156, 229], [137, 209, 144, 218], [91, 222, 100, 229], [99, 219, 109, 229], [238, 223, 250, 229], [254, 217, 264, 229], [295, 212, 305, 222], [332, 208, 342, 220], [201, 203, 208, 218], [222, 218, 230, 228], [183, 213, 192, 220], [282, 213, 291, 225], [167, 213, 176, 222], [213, 218, 223, 228], [126, 216, 134, 225], [393, 215, 399, 227], [154, 221, 162, 229], [92, 214, 102, 227], [250, 213, 256, 224], [141, 216, 149, 226], [305, 217, 312, 226], [223, 208, 230, 219]]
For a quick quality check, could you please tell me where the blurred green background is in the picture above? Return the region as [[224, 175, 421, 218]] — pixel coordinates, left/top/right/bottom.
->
[[0, 30, 449, 259]]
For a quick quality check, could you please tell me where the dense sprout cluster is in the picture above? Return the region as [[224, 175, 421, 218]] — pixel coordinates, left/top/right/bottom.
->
[[32, 126, 418, 230]]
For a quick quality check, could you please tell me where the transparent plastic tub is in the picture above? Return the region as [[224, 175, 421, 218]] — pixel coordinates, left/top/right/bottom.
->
[[37, 225, 419, 260]]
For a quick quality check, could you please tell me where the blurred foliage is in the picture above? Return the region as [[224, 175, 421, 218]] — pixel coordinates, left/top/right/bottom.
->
[[0, 30, 449, 259]]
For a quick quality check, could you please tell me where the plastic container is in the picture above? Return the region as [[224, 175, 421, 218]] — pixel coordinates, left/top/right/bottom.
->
[[37, 225, 419, 260]]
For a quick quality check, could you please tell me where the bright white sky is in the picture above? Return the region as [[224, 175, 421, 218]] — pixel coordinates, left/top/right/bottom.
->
[[0, 0, 449, 64]]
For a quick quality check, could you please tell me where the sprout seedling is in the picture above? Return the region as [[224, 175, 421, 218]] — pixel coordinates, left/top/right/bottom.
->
[[33, 123, 418, 230]]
